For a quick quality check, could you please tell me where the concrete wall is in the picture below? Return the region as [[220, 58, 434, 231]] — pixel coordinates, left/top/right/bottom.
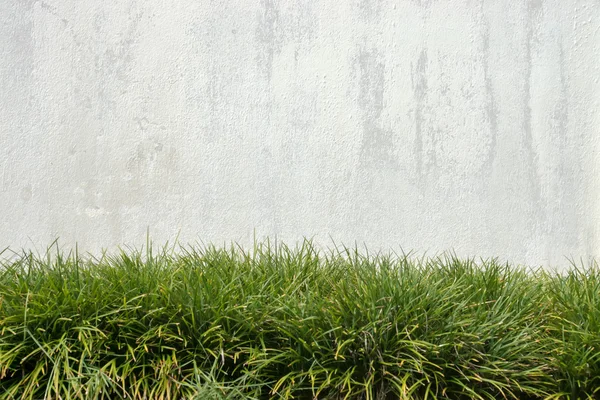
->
[[1, 0, 599, 268]]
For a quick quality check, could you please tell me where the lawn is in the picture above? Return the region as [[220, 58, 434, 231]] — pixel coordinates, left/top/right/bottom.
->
[[0, 240, 599, 399]]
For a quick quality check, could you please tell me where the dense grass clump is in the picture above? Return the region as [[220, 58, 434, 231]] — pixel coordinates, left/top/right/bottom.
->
[[0, 241, 599, 399]]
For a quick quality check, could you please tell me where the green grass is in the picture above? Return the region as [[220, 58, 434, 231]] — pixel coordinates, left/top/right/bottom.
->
[[0, 240, 599, 399]]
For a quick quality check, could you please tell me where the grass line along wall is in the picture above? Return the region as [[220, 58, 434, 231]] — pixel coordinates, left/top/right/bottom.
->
[[1, 0, 599, 268], [1, 243, 600, 398]]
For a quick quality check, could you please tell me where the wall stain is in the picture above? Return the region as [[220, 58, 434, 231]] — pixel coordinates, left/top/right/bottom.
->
[[20, 184, 32, 202], [126, 139, 177, 175], [285, 1, 316, 44], [550, 41, 574, 237], [255, 0, 282, 83], [481, 8, 497, 174], [5, 0, 34, 98], [93, 1, 143, 137], [356, 48, 397, 170], [523, 1, 544, 207], [410, 0, 436, 15], [359, 0, 382, 20], [94, 3, 141, 83], [411, 48, 428, 179], [555, 42, 569, 146]]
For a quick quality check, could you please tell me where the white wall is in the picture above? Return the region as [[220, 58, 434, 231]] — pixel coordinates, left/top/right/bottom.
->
[[1, 0, 599, 268]]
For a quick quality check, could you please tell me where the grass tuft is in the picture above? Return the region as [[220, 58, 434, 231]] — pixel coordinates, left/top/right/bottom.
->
[[0, 240, 599, 399]]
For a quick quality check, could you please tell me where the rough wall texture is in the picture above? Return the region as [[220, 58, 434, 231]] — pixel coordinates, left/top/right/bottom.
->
[[1, 0, 599, 268]]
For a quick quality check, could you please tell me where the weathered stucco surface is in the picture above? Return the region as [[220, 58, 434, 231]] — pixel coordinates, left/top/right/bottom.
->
[[1, 0, 599, 268]]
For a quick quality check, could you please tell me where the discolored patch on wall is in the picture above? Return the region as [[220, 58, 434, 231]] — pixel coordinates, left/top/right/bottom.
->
[[411, 48, 429, 180], [20, 184, 32, 202], [410, 0, 437, 15], [358, 0, 383, 20], [355, 48, 398, 171], [255, 0, 283, 83], [125, 137, 178, 177], [523, 0, 544, 207], [480, 9, 498, 174]]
